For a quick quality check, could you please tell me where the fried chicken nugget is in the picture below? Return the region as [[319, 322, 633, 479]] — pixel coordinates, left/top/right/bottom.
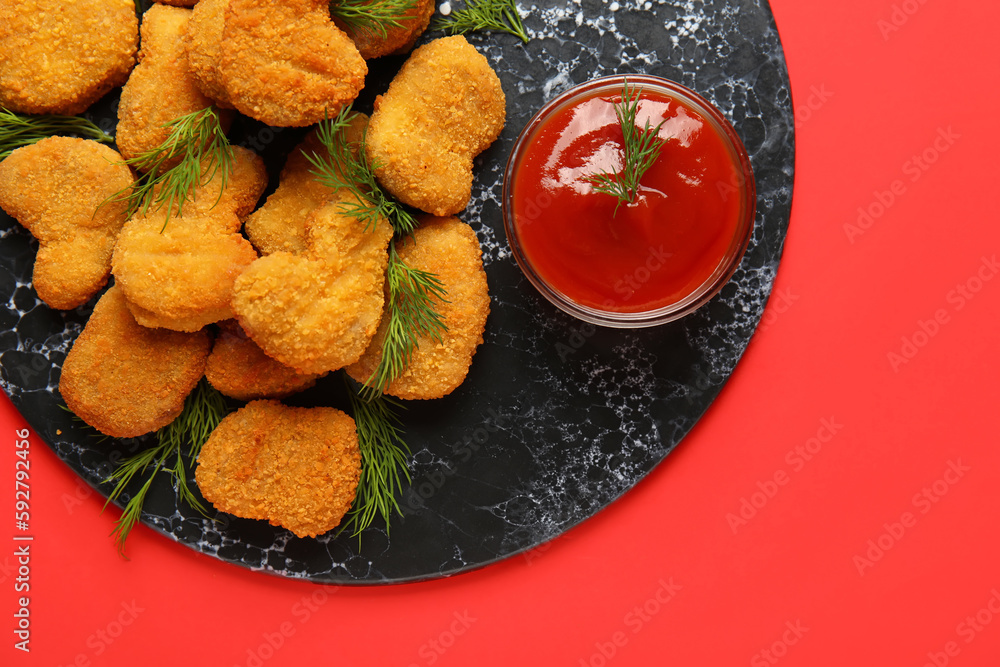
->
[[347, 216, 490, 399], [185, 0, 235, 107], [0, 0, 137, 115], [117, 3, 228, 165], [365, 36, 505, 217], [115, 214, 259, 331], [232, 193, 393, 375], [205, 320, 320, 401], [112, 147, 266, 331], [0, 137, 134, 310], [59, 285, 212, 438], [338, 0, 434, 60], [195, 399, 360, 538], [219, 0, 367, 127], [244, 114, 368, 256]]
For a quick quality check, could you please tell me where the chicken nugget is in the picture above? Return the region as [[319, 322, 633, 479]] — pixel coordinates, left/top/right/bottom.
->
[[112, 147, 265, 331], [347, 215, 489, 399], [244, 115, 367, 255], [337, 0, 434, 60], [59, 285, 212, 438], [195, 399, 360, 538], [205, 320, 320, 401], [219, 0, 367, 127], [232, 193, 393, 375], [117, 4, 229, 166], [113, 213, 258, 331], [0, 0, 137, 115], [185, 0, 234, 107], [0, 137, 134, 310], [365, 35, 505, 217]]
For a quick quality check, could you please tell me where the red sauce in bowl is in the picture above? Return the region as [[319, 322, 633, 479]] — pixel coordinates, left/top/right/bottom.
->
[[503, 75, 755, 327]]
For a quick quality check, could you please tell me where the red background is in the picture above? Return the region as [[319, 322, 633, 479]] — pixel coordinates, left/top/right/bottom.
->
[[4, 1, 1000, 665]]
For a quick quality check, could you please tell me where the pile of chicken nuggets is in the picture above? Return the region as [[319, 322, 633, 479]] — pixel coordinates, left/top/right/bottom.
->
[[0, 0, 504, 539]]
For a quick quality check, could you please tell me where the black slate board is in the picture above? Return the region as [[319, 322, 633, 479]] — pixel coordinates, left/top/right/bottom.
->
[[0, 0, 794, 584]]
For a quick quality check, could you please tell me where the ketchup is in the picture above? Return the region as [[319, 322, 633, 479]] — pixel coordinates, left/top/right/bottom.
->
[[509, 83, 747, 314]]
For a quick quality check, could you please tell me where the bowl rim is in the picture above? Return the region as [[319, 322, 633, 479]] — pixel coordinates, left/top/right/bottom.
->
[[501, 74, 757, 328]]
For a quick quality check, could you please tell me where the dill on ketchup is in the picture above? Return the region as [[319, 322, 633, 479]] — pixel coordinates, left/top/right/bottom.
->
[[584, 78, 666, 214]]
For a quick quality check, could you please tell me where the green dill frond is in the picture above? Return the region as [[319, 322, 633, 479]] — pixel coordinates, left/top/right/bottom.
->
[[156, 379, 228, 459], [432, 0, 529, 43], [104, 107, 233, 228], [584, 78, 666, 214], [306, 106, 421, 236], [0, 108, 113, 160], [340, 375, 412, 539], [362, 245, 448, 398], [102, 380, 229, 557], [330, 0, 418, 40], [309, 106, 450, 397]]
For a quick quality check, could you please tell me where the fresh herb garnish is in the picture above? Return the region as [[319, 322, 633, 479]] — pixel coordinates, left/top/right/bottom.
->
[[309, 108, 453, 539], [0, 108, 113, 160], [307, 106, 420, 236], [103, 380, 228, 556], [585, 79, 666, 214], [330, 0, 418, 40], [432, 0, 529, 43], [308, 108, 449, 395], [340, 376, 412, 538], [365, 244, 448, 397], [105, 107, 233, 228]]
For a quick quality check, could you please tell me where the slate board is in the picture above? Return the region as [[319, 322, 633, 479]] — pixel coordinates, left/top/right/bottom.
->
[[0, 0, 795, 584]]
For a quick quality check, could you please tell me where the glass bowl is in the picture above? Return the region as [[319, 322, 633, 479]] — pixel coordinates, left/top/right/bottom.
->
[[501, 74, 756, 328]]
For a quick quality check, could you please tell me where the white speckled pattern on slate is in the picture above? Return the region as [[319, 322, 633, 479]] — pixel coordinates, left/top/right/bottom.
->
[[0, 0, 794, 584]]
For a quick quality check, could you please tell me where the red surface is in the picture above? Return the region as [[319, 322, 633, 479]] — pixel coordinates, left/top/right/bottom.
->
[[4, 1, 1000, 665], [512, 80, 744, 312]]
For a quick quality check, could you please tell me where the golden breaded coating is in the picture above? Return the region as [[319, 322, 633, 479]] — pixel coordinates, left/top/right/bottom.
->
[[366, 36, 505, 217], [195, 399, 360, 538], [113, 213, 258, 331], [180, 145, 269, 223], [185, 0, 234, 107], [244, 115, 367, 255], [112, 146, 265, 331], [232, 193, 393, 374], [59, 285, 212, 438], [0, 137, 134, 310], [347, 216, 490, 399], [0, 0, 137, 115], [219, 0, 367, 127], [206, 320, 320, 401], [117, 4, 228, 165], [338, 0, 434, 60]]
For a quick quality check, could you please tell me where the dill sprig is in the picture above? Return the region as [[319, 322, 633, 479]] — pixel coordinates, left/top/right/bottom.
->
[[0, 108, 113, 160], [306, 107, 420, 236], [340, 375, 412, 538], [308, 107, 449, 395], [330, 0, 418, 40], [363, 244, 448, 397], [309, 109, 448, 540], [585, 78, 666, 214], [103, 380, 228, 557], [105, 107, 233, 228], [432, 0, 529, 43]]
